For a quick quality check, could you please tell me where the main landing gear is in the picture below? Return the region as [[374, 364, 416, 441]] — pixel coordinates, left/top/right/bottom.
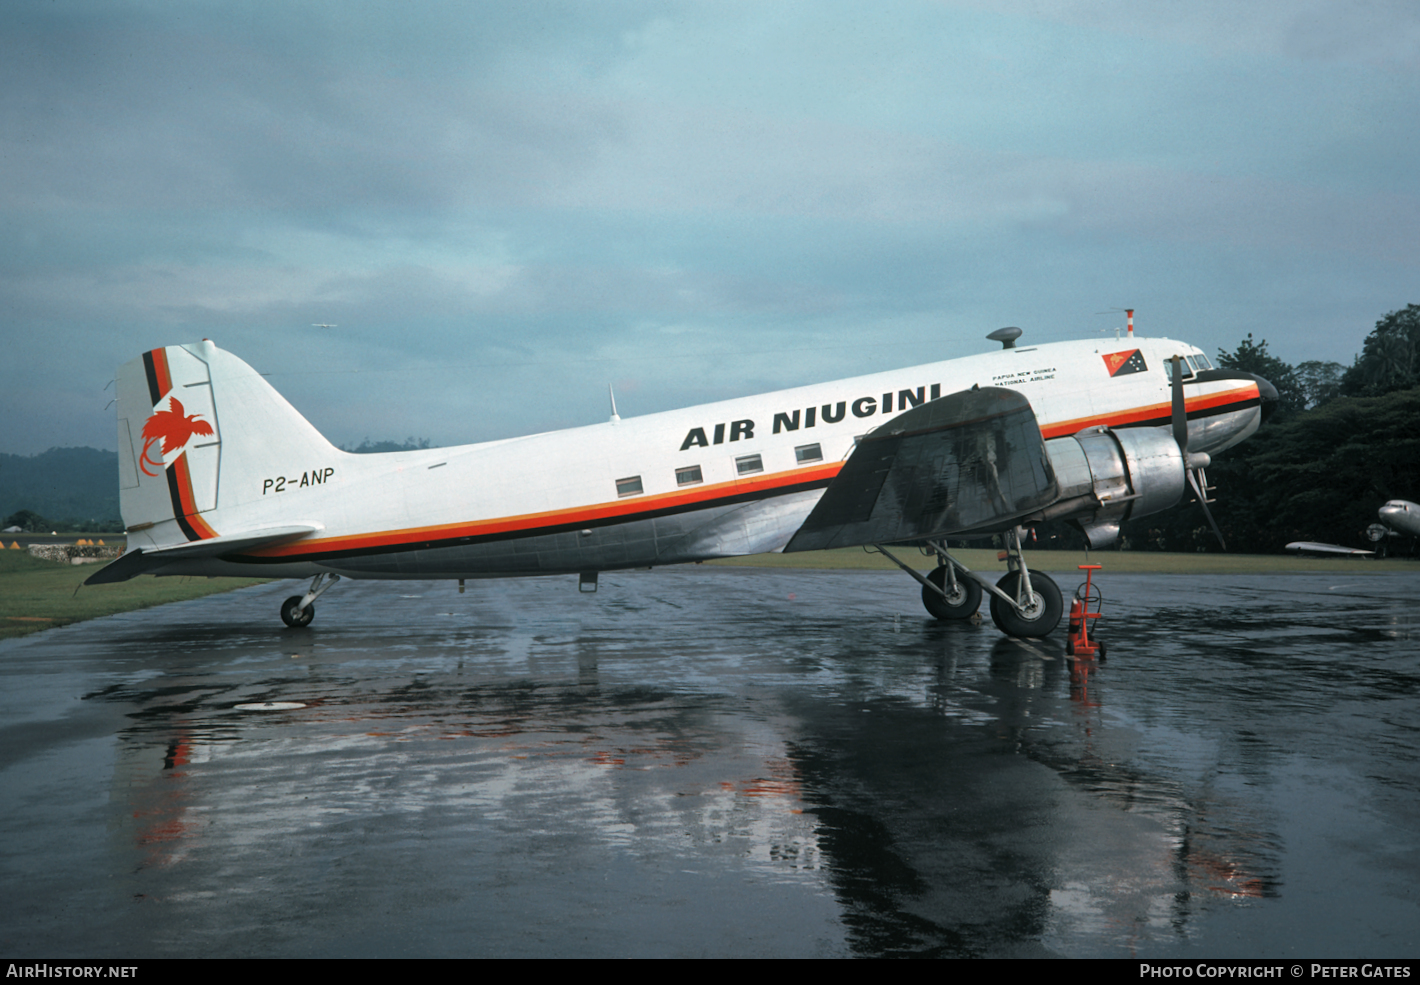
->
[[875, 528, 1063, 638], [280, 572, 340, 628]]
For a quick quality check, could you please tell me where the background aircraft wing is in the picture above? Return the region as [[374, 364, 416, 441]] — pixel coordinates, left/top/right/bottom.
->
[[1284, 541, 1376, 557], [783, 387, 1058, 552]]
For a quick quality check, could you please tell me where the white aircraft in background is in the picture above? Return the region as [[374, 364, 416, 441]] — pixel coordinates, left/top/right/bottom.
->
[[1287, 500, 1420, 557], [88, 325, 1274, 636]]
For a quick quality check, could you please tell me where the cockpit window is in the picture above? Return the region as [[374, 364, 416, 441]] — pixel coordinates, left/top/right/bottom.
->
[[1195, 353, 1213, 370], [1164, 357, 1195, 381]]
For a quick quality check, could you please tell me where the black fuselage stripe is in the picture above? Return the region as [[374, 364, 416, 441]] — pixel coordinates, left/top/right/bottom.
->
[[1115, 395, 1261, 431]]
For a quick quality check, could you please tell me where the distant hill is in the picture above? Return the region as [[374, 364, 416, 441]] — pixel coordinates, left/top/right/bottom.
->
[[0, 448, 121, 529]]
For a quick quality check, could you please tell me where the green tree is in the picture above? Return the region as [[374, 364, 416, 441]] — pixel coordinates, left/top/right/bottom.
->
[[343, 437, 433, 454], [1341, 304, 1420, 397], [1216, 334, 1305, 416], [3, 509, 52, 533], [1294, 360, 1345, 409]]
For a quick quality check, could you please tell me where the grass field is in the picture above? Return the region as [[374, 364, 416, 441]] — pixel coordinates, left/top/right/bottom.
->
[[2, 542, 1410, 641], [0, 548, 270, 641]]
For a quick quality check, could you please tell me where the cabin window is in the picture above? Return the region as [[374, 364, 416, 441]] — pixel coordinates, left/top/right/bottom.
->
[[616, 475, 643, 497], [735, 454, 763, 475], [795, 443, 823, 464], [676, 465, 703, 486]]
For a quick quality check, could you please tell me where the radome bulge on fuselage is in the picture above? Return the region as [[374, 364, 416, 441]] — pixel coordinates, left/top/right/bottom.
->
[[92, 327, 1272, 636]]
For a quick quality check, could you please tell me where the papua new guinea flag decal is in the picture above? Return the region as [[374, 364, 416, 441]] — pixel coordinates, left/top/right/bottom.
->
[[1103, 349, 1148, 377]]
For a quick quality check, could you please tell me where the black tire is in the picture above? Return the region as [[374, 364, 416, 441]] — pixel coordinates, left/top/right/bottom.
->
[[988, 571, 1063, 638], [922, 565, 982, 620], [281, 595, 314, 628]]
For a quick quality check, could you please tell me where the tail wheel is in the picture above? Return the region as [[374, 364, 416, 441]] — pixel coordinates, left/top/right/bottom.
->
[[922, 565, 983, 620], [988, 572, 1062, 638], [281, 596, 314, 628]]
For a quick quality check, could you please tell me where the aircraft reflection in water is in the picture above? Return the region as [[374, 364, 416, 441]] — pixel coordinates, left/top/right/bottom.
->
[[91, 623, 1281, 958], [90, 324, 1273, 637]]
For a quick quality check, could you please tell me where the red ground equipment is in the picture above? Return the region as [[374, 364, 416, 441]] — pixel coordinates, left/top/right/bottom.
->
[[1066, 564, 1106, 659]]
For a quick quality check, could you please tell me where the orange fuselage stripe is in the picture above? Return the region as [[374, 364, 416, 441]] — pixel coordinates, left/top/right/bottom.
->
[[1038, 384, 1257, 439], [249, 461, 843, 558], [245, 384, 1259, 559]]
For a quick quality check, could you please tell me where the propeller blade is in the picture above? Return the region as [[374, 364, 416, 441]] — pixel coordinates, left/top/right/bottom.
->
[[1170, 355, 1189, 452], [1187, 469, 1227, 551]]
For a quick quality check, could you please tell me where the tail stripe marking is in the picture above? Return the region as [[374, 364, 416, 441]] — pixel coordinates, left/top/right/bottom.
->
[[164, 455, 217, 541], [143, 347, 217, 542], [143, 348, 173, 406]]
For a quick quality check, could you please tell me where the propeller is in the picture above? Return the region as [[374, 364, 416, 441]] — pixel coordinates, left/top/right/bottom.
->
[[1170, 355, 1227, 550]]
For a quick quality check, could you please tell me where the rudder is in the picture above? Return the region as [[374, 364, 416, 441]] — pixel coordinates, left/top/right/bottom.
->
[[116, 340, 340, 550]]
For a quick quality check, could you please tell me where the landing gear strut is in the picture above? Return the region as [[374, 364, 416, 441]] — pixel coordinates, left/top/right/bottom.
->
[[280, 572, 340, 628]]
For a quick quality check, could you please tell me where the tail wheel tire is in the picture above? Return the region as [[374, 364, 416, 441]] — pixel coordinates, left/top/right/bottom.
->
[[281, 596, 314, 628], [922, 565, 983, 620], [988, 572, 1063, 638]]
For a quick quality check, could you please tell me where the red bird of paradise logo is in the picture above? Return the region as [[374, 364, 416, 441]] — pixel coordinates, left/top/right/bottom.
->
[[140, 397, 215, 477]]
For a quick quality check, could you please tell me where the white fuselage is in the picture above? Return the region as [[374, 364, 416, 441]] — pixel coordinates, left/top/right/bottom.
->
[[126, 335, 1265, 580]]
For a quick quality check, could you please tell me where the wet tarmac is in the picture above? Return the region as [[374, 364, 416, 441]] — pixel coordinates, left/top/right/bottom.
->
[[1, 565, 1417, 958]]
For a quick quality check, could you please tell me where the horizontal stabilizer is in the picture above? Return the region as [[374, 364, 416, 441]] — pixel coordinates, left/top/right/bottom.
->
[[784, 387, 1057, 552], [85, 524, 324, 584]]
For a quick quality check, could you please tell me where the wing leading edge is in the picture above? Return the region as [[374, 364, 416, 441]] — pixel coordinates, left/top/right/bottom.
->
[[783, 387, 1058, 552]]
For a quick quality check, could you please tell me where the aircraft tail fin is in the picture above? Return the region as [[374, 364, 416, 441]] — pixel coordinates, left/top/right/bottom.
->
[[114, 340, 341, 551]]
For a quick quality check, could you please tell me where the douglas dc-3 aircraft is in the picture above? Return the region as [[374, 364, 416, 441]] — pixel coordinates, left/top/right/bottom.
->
[[88, 325, 1275, 636]]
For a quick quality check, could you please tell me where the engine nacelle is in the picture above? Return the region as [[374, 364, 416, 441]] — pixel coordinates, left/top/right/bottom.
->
[[1038, 426, 1187, 548]]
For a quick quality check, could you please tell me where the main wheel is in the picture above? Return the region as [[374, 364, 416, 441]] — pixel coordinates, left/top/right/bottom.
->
[[280, 595, 314, 628], [922, 565, 983, 620], [988, 571, 1062, 638]]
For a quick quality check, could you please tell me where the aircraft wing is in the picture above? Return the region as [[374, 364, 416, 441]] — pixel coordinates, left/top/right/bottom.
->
[[783, 387, 1058, 552], [85, 524, 324, 585], [1284, 541, 1376, 557]]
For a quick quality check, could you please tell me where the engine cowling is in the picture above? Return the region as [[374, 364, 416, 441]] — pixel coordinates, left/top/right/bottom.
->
[[1037, 426, 1187, 548]]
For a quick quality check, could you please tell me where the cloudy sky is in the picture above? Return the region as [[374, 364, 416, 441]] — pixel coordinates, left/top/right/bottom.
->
[[3, 0, 1418, 455]]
